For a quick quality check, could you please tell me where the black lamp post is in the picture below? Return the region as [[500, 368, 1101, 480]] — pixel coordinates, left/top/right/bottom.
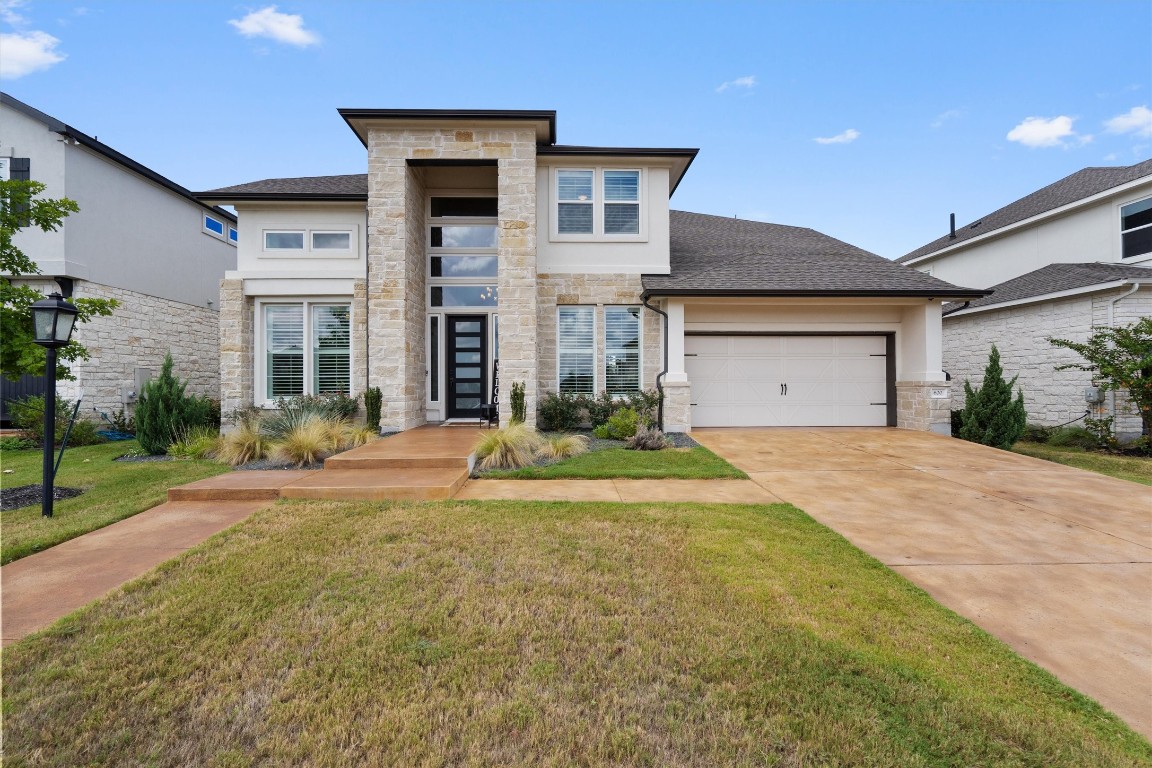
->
[[31, 292, 78, 518]]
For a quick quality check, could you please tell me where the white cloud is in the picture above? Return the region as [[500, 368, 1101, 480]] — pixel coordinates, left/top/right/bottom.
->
[[930, 109, 963, 128], [0, 30, 65, 79], [814, 128, 860, 145], [229, 6, 319, 47], [0, 0, 28, 25], [1005, 115, 1088, 148], [716, 75, 756, 93], [1104, 106, 1152, 138]]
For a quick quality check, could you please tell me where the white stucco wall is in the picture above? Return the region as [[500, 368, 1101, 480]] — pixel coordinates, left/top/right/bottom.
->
[[232, 203, 366, 277], [535, 161, 671, 274], [2, 103, 69, 269], [943, 286, 1151, 438], [911, 182, 1152, 289]]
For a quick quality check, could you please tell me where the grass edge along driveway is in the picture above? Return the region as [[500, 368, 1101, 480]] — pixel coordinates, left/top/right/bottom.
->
[[1012, 441, 1152, 485], [482, 445, 748, 479], [5, 499, 1148, 766]]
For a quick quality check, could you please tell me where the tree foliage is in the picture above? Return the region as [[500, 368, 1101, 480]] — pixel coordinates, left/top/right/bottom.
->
[[1051, 317, 1152, 437], [959, 345, 1027, 450], [1, 179, 118, 380]]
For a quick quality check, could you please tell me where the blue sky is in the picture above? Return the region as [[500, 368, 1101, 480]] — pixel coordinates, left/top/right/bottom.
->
[[2, 0, 1150, 259]]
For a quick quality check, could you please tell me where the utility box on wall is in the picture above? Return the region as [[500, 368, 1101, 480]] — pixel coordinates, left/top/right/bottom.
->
[[1084, 386, 1105, 404], [123, 367, 152, 405]]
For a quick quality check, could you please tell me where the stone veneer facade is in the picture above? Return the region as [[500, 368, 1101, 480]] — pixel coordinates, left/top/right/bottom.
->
[[943, 286, 1151, 439], [15, 279, 219, 420], [896, 381, 953, 434], [366, 126, 538, 429]]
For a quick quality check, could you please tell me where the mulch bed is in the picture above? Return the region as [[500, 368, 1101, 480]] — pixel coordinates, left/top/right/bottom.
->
[[1, 484, 86, 512]]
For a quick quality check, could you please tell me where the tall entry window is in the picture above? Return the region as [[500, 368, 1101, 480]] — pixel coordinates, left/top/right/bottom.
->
[[262, 301, 350, 401]]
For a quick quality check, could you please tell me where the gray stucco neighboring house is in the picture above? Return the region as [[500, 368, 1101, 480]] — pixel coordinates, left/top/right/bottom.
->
[[900, 159, 1152, 440], [197, 107, 983, 435], [1, 92, 237, 422]]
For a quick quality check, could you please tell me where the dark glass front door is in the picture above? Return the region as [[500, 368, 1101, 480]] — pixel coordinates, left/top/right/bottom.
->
[[446, 315, 486, 419]]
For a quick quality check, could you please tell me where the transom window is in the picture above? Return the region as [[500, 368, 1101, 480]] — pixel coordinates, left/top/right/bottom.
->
[[428, 195, 499, 309], [1121, 198, 1152, 259], [262, 302, 351, 401], [262, 228, 355, 254], [554, 169, 642, 238]]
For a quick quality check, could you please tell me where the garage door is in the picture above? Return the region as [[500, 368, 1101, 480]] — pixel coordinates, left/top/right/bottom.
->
[[685, 335, 891, 427]]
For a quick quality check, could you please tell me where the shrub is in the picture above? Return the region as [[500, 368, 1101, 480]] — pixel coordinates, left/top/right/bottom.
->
[[627, 424, 669, 451], [216, 420, 270, 467], [1020, 423, 1054, 443], [538, 391, 584, 431], [103, 407, 135, 434], [363, 386, 382, 431], [0, 436, 37, 451], [593, 407, 640, 440], [273, 419, 334, 467], [584, 391, 617, 427], [264, 394, 354, 438], [958, 345, 1027, 450], [510, 382, 526, 424], [473, 423, 542, 471], [624, 389, 662, 426], [10, 394, 104, 446], [167, 425, 221, 460], [536, 433, 589, 461], [1048, 426, 1104, 449], [65, 419, 106, 447], [135, 353, 215, 454], [1083, 416, 1117, 449]]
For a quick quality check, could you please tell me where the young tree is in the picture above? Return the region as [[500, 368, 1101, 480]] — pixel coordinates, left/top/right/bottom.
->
[[959, 345, 1027, 449], [1, 179, 117, 380], [1050, 318, 1152, 437]]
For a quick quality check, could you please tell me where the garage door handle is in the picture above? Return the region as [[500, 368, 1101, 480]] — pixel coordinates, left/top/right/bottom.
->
[[871, 402, 886, 406], [780, 383, 788, 396]]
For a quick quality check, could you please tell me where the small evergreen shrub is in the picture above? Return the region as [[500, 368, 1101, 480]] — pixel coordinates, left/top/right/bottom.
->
[[363, 386, 383, 431], [593, 407, 640, 440], [1021, 423, 1054, 443], [626, 424, 669, 451], [958, 346, 1027, 450], [510, 382, 526, 424], [538, 391, 584, 431], [135, 353, 214, 455], [536, 433, 589, 461], [473, 423, 542, 471], [1048, 426, 1103, 449]]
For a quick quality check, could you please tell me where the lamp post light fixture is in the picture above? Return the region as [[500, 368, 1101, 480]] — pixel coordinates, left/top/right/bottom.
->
[[30, 292, 78, 518]]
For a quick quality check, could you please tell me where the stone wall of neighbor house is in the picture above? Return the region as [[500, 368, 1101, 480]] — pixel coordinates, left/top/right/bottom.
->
[[11, 278, 220, 422], [943, 286, 1152, 439], [535, 273, 663, 405], [366, 126, 538, 429], [896, 381, 952, 434], [218, 278, 253, 424]]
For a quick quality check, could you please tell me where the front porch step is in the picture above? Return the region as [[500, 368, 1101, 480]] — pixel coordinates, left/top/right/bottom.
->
[[168, 470, 320, 502], [278, 468, 469, 501], [323, 453, 469, 470]]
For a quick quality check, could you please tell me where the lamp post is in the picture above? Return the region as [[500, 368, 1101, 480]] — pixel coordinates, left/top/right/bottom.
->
[[30, 292, 78, 518]]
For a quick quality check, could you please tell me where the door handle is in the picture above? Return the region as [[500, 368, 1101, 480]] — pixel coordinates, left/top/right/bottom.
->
[[780, 383, 787, 396]]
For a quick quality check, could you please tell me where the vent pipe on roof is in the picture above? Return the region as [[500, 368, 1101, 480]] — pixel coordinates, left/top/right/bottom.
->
[[949, 213, 956, 240]]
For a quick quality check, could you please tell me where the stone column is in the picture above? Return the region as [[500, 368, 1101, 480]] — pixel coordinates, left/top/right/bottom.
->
[[897, 381, 952, 434], [218, 278, 252, 429]]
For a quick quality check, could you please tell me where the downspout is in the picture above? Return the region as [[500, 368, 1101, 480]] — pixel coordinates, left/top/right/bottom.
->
[[641, 295, 668, 431], [941, 301, 970, 317], [1106, 281, 1142, 431]]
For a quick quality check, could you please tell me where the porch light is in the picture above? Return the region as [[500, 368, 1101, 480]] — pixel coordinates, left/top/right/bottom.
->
[[30, 292, 78, 518]]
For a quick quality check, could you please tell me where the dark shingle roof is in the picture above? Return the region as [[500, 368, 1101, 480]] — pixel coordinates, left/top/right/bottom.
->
[[643, 211, 985, 297], [944, 262, 1151, 312], [197, 174, 369, 198], [899, 159, 1152, 263]]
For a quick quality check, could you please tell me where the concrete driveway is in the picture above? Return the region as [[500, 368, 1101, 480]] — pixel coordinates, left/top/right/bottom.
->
[[692, 427, 1152, 738]]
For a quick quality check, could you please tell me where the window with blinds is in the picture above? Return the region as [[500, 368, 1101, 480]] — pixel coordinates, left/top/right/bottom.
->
[[557, 170, 594, 234], [558, 306, 595, 394], [604, 306, 641, 394], [263, 302, 351, 401], [603, 171, 639, 235]]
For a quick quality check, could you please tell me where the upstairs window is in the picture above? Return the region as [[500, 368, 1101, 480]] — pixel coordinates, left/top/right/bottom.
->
[[265, 231, 305, 250], [554, 168, 643, 239], [1121, 198, 1152, 259], [557, 170, 594, 234], [204, 214, 225, 238], [603, 171, 640, 234]]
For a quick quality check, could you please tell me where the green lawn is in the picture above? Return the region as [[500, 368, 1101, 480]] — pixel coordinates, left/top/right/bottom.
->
[[1013, 442, 1152, 485], [0, 441, 230, 564], [4, 499, 1147, 766], [483, 445, 747, 479]]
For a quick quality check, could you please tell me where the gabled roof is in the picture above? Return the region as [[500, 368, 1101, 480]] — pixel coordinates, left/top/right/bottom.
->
[[944, 262, 1151, 313], [1, 92, 235, 222], [197, 174, 369, 201], [899, 159, 1152, 264], [643, 211, 986, 298]]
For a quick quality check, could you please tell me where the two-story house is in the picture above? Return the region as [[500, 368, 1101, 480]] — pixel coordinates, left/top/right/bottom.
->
[[899, 159, 1152, 439], [1, 92, 238, 422], [198, 108, 983, 434]]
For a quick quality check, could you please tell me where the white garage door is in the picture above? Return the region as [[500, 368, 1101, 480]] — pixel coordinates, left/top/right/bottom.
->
[[685, 335, 890, 427]]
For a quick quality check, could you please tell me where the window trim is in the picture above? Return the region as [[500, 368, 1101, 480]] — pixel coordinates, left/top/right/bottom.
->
[[550, 167, 646, 243], [1119, 195, 1152, 261], [204, 214, 226, 239], [255, 298, 353, 406], [263, 230, 306, 251], [557, 305, 597, 395], [311, 230, 353, 251], [227, 226, 239, 245]]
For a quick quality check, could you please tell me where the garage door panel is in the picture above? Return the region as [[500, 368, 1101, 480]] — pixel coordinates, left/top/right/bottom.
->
[[687, 334, 890, 428]]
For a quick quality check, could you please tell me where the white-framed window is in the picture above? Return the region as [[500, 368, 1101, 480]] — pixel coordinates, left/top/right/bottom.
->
[[260, 300, 351, 402], [312, 231, 351, 251], [204, 214, 226, 239], [428, 194, 499, 308], [552, 168, 644, 241], [604, 306, 641, 395], [557, 306, 595, 394], [1121, 197, 1152, 259], [228, 226, 239, 245], [264, 231, 305, 250], [260, 228, 357, 255]]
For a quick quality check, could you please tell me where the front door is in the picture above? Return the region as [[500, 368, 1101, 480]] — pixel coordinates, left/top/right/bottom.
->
[[446, 315, 487, 419]]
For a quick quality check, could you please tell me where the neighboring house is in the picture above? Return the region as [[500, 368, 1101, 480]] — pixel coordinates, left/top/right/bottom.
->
[[197, 108, 982, 434], [0, 92, 238, 424], [898, 159, 1152, 439]]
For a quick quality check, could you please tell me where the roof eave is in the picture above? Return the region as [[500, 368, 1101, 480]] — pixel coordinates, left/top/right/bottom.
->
[[338, 108, 557, 147], [641, 287, 991, 300], [194, 192, 368, 203]]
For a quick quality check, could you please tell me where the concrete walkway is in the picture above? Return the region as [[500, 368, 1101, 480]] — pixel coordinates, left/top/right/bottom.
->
[[691, 427, 1152, 739]]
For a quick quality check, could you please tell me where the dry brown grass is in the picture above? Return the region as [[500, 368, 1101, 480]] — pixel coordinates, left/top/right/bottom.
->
[[4, 500, 1148, 766]]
